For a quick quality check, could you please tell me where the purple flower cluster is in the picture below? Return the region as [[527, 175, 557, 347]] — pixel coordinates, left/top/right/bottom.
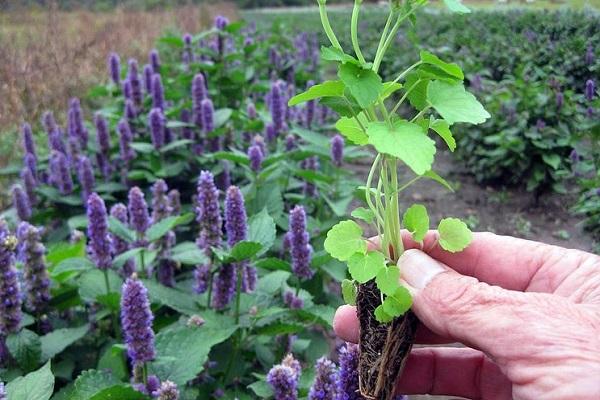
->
[[267, 356, 301, 400], [0, 227, 22, 334], [150, 49, 161, 73], [586, 79, 596, 102], [168, 190, 181, 216], [77, 156, 95, 202], [192, 74, 207, 128], [309, 357, 340, 400], [118, 119, 136, 164], [12, 185, 31, 221], [16, 222, 50, 316], [270, 82, 286, 134], [68, 98, 88, 150], [128, 187, 150, 236], [21, 123, 36, 160], [49, 151, 74, 195], [284, 291, 303, 309], [211, 263, 236, 309], [331, 135, 344, 167], [338, 343, 361, 400], [149, 108, 166, 150], [20, 167, 36, 206], [108, 52, 121, 85], [127, 59, 143, 107], [195, 171, 222, 250], [151, 179, 170, 223], [157, 380, 180, 400], [586, 44, 594, 65], [143, 64, 153, 93], [248, 145, 264, 172], [194, 263, 211, 294], [288, 206, 314, 280], [120, 276, 156, 365], [110, 204, 135, 277], [86, 193, 112, 270], [152, 74, 165, 110]]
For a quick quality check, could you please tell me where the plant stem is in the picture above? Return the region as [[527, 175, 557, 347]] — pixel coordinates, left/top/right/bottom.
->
[[373, 6, 420, 73], [411, 106, 431, 122], [373, 9, 395, 72], [318, 1, 343, 51], [234, 267, 242, 325], [351, 0, 366, 64], [103, 269, 119, 337], [393, 61, 423, 83], [391, 79, 422, 115], [365, 154, 384, 227]]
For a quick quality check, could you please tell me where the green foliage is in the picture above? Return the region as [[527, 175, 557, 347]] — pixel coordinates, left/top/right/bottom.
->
[[5, 362, 54, 400], [438, 217, 473, 253], [324, 220, 367, 261]]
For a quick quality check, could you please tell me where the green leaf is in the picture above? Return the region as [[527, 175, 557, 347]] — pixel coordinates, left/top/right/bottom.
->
[[404, 73, 430, 110], [288, 80, 345, 106], [89, 385, 145, 400], [51, 257, 94, 281], [320, 46, 357, 64], [380, 82, 403, 100], [383, 287, 413, 316], [341, 279, 357, 306], [376, 266, 401, 296], [427, 81, 490, 125], [347, 251, 386, 284], [71, 369, 120, 400], [146, 213, 194, 242], [249, 381, 274, 398], [130, 142, 156, 154], [78, 269, 121, 303], [231, 241, 263, 261], [143, 279, 200, 315], [335, 116, 368, 145], [257, 271, 291, 295], [419, 51, 464, 80], [40, 325, 88, 361], [443, 0, 471, 13], [160, 139, 194, 152], [6, 361, 54, 400], [338, 63, 383, 109], [374, 305, 394, 323], [403, 204, 430, 242], [170, 242, 209, 265], [367, 120, 436, 175], [46, 239, 85, 266], [351, 207, 375, 224], [438, 218, 473, 253], [214, 108, 233, 129], [67, 215, 88, 230], [423, 170, 455, 192], [319, 96, 360, 118], [150, 324, 236, 386], [430, 119, 456, 151], [324, 221, 367, 261], [7, 329, 41, 372], [248, 209, 276, 256], [97, 345, 128, 382], [112, 247, 143, 269], [542, 153, 561, 170], [108, 217, 136, 243]]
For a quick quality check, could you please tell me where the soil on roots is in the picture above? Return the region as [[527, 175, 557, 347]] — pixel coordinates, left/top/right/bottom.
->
[[357, 280, 418, 400]]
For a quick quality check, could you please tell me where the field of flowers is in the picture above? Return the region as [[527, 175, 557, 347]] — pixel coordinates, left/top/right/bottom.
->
[[0, 2, 598, 400]]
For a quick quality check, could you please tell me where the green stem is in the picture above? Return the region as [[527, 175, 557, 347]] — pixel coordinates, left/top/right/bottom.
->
[[207, 270, 214, 308], [103, 270, 119, 337], [365, 154, 384, 227], [351, 0, 366, 64], [411, 105, 431, 122], [234, 267, 242, 325], [393, 61, 423, 83], [389, 157, 404, 260], [373, 6, 420, 73], [391, 79, 422, 115], [318, 0, 343, 51], [373, 9, 395, 72]]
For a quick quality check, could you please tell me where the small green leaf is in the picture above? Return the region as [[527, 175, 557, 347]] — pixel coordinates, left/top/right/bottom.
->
[[383, 287, 413, 316], [403, 204, 430, 242], [146, 213, 194, 242], [430, 119, 456, 152], [404, 73, 430, 110], [335, 116, 368, 145], [40, 325, 89, 361], [438, 218, 473, 253], [351, 207, 375, 224], [319, 96, 359, 118], [6, 361, 54, 400], [419, 51, 464, 80], [427, 81, 490, 125], [367, 120, 436, 175], [7, 329, 41, 372], [443, 0, 471, 13], [380, 82, 403, 100], [341, 279, 357, 305], [231, 241, 263, 261], [374, 305, 394, 323], [423, 170, 455, 192], [376, 266, 400, 296], [170, 242, 209, 265], [542, 153, 561, 170], [320, 46, 358, 64], [248, 209, 276, 256], [108, 217, 136, 243], [338, 63, 383, 109], [288, 80, 345, 106], [324, 221, 367, 261], [347, 251, 386, 284]]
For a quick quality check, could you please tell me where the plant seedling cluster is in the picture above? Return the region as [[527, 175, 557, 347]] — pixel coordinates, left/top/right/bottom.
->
[[290, 0, 490, 323]]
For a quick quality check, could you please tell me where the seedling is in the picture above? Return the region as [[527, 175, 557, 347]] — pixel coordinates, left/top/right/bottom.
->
[[290, 0, 490, 398]]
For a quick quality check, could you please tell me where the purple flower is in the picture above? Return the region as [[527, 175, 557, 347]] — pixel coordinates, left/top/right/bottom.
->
[[151, 179, 170, 223], [108, 52, 121, 85], [270, 83, 285, 132], [225, 186, 247, 247], [23, 153, 37, 181], [331, 135, 344, 167], [20, 168, 37, 206], [535, 119, 546, 131], [125, 99, 137, 123], [338, 343, 361, 400], [319, 105, 330, 124], [149, 108, 166, 150], [121, 276, 155, 365], [284, 291, 303, 309], [128, 59, 143, 107], [128, 187, 150, 236], [252, 135, 266, 156], [110, 204, 135, 277], [118, 119, 135, 163], [152, 74, 165, 110], [195, 171, 222, 250], [556, 91, 564, 110], [123, 79, 133, 100], [286, 134, 296, 151], [215, 15, 229, 30], [194, 263, 211, 294], [0, 229, 22, 334], [288, 206, 314, 280], [68, 98, 88, 149], [586, 79, 596, 102], [201, 98, 215, 134], [586, 44, 594, 65], [95, 113, 111, 155], [242, 264, 257, 293], [86, 193, 112, 270], [248, 145, 264, 172], [12, 185, 31, 221], [247, 102, 257, 119], [167, 190, 181, 216], [267, 361, 299, 400], [570, 149, 580, 163], [157, 259, 176, 288], [16, 222, 50, 316], [21, 123, 36, 160], [149, 49, 161, 74], [183, 33, 192, 46], [47, 125, 66, 155], [309, 357, 340, 400], [77, 156, 95, 202], [0, 382, 5, 400], [216, 164, 230, 191], [180, 109, 194, 140], [192, 74, 207, 127], [471, 74, 483, 92], [143, 64, 153, 94], [49, 151, 73, 195], [157, 380, 179, 400], [265, 122, 277, 143], [211, 263, 236, 309]]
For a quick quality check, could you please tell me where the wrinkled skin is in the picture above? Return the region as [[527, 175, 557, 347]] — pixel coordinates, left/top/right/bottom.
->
[[333, 231, 600, 400]]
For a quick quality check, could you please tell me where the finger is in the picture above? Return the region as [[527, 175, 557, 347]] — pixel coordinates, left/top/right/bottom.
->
[[396, 347, 512, 399], [333, 305, 452, 345]]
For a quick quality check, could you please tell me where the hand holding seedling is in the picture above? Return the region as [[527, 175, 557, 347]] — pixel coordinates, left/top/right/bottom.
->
[[334, 232, 600, 399]]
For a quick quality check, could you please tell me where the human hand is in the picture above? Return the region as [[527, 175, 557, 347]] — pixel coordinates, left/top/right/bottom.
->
[[333, 231, 600, 400]]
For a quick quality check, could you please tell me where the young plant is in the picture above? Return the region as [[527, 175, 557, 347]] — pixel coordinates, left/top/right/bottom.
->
[[290, 0, 490, 398]]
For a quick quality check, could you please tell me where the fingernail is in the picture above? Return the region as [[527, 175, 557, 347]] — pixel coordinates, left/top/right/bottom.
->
[[399, 249, 446, 290]]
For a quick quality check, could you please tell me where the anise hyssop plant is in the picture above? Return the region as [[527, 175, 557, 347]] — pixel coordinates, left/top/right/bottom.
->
[[289, 0, 490, 398]]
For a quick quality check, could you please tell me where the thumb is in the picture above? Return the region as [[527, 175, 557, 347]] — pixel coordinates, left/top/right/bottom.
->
[[399, 249, 560, 360]]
